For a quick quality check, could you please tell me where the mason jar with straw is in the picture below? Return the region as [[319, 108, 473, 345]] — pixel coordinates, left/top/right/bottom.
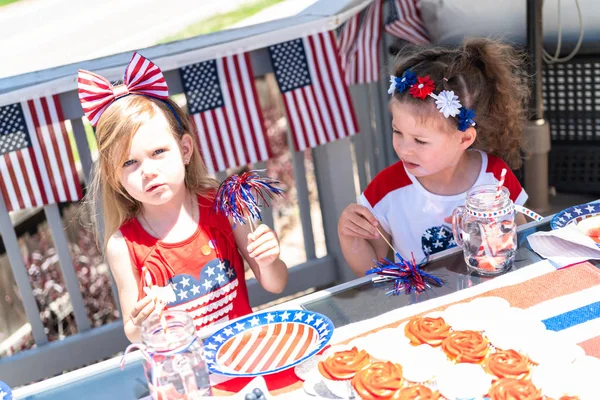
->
[[451, 169, 543, 275]]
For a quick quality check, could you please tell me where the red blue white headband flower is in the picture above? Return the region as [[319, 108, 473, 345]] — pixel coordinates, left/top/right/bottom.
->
[[388, 69, 477, 132]]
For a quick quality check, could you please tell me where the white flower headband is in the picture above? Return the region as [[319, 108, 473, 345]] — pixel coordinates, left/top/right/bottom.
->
[[388, 69, 477, 132]]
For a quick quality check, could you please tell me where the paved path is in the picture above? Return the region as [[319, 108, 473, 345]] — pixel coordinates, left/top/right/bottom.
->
[[0, 0, 313, 79]]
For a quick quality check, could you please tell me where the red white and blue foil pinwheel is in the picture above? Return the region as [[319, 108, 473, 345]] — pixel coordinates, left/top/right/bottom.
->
[[213, 171, 283, 227], [366, 253, 443, 295]]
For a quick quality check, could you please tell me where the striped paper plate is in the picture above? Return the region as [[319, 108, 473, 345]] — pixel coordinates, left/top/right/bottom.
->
[[551, 202, 600, 230], [204, 310, 334, 377]]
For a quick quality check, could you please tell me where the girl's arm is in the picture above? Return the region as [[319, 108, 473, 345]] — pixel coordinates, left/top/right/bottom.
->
[[106, 231, 156, 343], [233, 222, 288, 294], [338, 204, 390, 276]]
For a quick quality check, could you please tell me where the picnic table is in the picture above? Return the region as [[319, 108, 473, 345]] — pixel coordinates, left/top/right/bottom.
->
[[12, 216, 600, 399]]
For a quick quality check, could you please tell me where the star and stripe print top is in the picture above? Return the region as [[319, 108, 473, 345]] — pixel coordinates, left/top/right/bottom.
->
[[120, 193, 252, 331]]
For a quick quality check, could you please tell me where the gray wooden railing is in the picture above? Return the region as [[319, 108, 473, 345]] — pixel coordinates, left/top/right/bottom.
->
[[0, 0, 398, 387]]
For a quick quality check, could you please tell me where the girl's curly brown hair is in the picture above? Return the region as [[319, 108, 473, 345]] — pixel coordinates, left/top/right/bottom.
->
[[391, 38, 530, 169]]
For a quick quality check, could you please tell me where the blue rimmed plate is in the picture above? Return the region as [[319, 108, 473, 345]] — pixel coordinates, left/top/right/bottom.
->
[[551, 202, 600, 230], [204, 310, 334, 377]]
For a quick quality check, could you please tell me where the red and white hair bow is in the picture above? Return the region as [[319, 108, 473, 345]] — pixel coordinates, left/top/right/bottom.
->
[[77, 52, 169, 126]]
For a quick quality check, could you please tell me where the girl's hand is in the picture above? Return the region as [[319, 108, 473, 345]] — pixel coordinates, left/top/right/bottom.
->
[[247, 224, 281, 268], [129, 296, 162, 327], [338, 204, 380, 240]]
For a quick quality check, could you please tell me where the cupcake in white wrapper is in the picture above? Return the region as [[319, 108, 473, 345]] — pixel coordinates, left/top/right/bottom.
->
[[359, 329, 412, 362], [443, 297, 512, 332], [403, 316, 451, 347], [484, 314, 547, 352], [567, 355, 600, 400], [531, 363, 579, 398], [351, 361, 405, 400], [520, 331, 585, 365], [436, 363, 493, 399], [392, 345, 451, 383], [317, 346, 371, 399]]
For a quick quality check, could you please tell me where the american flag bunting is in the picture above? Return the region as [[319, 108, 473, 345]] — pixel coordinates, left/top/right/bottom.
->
[[268, 31, 359, 152], [385, 0, 430, 44], [180, 53, 271, 174], [0, 95, 82, 212], [338, 0, 384, 85]]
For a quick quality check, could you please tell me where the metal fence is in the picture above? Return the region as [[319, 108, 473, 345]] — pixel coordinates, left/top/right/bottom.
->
[[0, 0, 398, 386]]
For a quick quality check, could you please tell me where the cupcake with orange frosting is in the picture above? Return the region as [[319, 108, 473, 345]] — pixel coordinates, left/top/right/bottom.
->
[[351, 361, 404, 400], [395, 385, 440, 400], [318, 347, 371, 398], [404, 316, 451, 347], [441, 330, 489, 363], [487, 378, 543, 400], [485, 349, 531, 380]]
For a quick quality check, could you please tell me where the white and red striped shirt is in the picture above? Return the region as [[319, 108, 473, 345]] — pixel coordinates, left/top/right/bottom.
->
[[359, 151, 527, 262]]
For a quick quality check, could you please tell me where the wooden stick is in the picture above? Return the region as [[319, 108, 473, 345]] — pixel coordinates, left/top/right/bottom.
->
[[375, 227, 400, 256]]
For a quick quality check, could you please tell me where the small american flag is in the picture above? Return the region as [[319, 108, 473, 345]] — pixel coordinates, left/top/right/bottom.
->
[[385, 0, 430, 44], [268, 32, 359, 152], [180, 53, 271, 174], [0, 95, 82, 212], [338, 0, 383, 85]]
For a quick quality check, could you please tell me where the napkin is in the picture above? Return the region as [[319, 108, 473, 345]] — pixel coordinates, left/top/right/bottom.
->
[[527, 224, 600, 267]]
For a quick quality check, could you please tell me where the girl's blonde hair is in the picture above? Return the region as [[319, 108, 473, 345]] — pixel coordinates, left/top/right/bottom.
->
[[391, 38, 530, 169], [86, 95, 219, 249]]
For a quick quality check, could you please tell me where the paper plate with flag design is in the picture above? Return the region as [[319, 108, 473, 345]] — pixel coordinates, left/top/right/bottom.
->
[[550, 202, 600, 230], [204, 310, 334, 377]]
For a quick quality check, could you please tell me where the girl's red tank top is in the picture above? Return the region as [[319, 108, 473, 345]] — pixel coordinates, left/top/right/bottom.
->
[[119, 193, 252, 331]]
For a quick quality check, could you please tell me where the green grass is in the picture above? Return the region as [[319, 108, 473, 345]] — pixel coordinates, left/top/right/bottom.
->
[[0, 0, 20, 7], [157, 0, 285, 44], [66, 121, 98, 165]]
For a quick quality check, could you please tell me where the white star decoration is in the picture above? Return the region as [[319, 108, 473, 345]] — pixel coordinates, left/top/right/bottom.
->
[[226, 268, 234, 278], [305, 314, 315, 324], [214, 334, 225, 343], [293, 312, 304, 321], [280, 311, 290, 321], [314, 318, 323, 327], [224, 327, 234, 336], [217, 261, 227, 271], [265, 313, 275, 323], [202, 279, 213, 290], [564, 212, 572, 219], [249, 316, 260, 326], [205, 343, 217, 351], [215, 274, 225, 284], [0, 390, 6, 400], [206, 266, 215, 277], [178, 289, 188, 300], [180, 277, 190, 288], [574, 207, 583, 215], [423, 230, 432, 240], [190, 285, 200, 295], [234, 322, 245, 331], [433, 240, 443, 248], [586, 204, 596, 213]]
